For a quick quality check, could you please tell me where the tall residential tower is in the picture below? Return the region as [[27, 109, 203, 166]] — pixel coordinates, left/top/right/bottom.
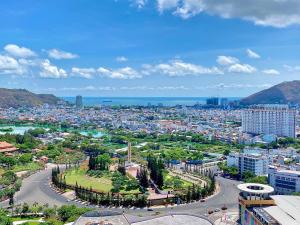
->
[[242, 104, 296, 138], [75, 95, 83, 109]]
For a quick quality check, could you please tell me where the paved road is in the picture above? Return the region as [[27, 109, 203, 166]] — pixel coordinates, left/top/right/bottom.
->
[[0, 167, 79, 208], [115, 142, 148, 153], [129, 176, 241, 215], [125, 176, 241, 221], [1, 168, 240, 219]]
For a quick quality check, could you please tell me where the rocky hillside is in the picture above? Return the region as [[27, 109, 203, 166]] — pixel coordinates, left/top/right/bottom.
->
[[0, 88, 63, 108], [241, 80, 300, 105]]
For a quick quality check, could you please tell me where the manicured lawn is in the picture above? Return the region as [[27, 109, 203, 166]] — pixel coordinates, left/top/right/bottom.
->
[[163, 171, 193, 191], [103, 143, 127, 150], [64, 167, 141, 194], [20, 222, 41, 225], [55, 152, 85, 164], [64, 168, 113, 193], [119, 188, 140, 194], [12, 221, 41, 225], [11, 216, 43, 221], [12, 162, 43, 173], [0, 167, 5, 176], [11, 216, 43, 224]]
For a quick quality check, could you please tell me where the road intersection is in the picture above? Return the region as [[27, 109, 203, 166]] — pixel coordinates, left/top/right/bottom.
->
[[1, 165, 240, 220]]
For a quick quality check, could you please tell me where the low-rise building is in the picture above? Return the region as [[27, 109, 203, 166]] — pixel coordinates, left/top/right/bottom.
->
[[0, 141, 18, 154], [227, 152, 239, 167], [238, 183, 300, 225], [239, 153, 269, 176], [227, 150, 270, 176], [268, 166, 300, 194]]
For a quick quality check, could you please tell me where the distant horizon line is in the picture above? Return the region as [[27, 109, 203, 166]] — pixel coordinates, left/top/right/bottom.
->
[[60, 96, 243, 98]]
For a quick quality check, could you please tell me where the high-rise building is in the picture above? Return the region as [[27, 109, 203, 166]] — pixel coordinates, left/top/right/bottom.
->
[[242, 104, 296, 138], [206, 97, 219, 106], [268, 166, 300, 195], [220, 98, 228, 106], [75, 95, 83, 108]]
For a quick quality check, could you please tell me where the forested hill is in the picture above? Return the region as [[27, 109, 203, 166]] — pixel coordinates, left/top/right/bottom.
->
[[0, 88, 63, 108], [241, 80, 300, 105]]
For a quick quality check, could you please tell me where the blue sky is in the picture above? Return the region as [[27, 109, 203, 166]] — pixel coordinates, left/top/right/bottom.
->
[[1, 0, 300, 97]]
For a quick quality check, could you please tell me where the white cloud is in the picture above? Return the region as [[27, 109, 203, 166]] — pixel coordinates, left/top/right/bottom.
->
[[71, 67, 96, 79], [262, 69, 280, 75], [4, 44, 36, 58], [48, 49, 78, 60], [134, 0, 148, 8], [79, 85, 96, 91], [0, 55, 27, 75], [246, 49, 260, 59], [283, 64, 300, 72], [120, 85, 188, 90], [39, 59, 67, 78], [120, 86, 153, 90], [157, 85, 188, 90], [62, 86, 96, 91], [61, 86, 116, 91], [217, 56, 239, 66], [156, 0, 300, 27], [98, 86, 117, 91], [116, 56, 128, 62], [157, 0, 179, 12], [59, 85, 190, 92], [142, 59, 223, 76], [0, 52, 69, 78], [228, 63, 256, 74], [97, 66, 141, 79], [18, 58, 37, 67], [196, 83, 272, 89]]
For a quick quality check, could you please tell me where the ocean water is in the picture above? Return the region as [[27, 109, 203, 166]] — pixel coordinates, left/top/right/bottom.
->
[[62, 97, 241, 107]]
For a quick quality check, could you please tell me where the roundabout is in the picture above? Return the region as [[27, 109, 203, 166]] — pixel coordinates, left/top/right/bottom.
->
[[0, 165, 241, 223]]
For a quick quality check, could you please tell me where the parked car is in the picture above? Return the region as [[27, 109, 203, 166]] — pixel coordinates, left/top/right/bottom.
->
[[208, 210, 214, 214], [221, 205, 228, 210]]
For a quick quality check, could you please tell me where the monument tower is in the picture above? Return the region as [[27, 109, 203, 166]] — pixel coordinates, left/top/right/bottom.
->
[[128, 142, 132, 164]]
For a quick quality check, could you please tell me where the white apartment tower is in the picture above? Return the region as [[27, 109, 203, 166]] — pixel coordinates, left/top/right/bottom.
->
[[242, 104, 296, 138]]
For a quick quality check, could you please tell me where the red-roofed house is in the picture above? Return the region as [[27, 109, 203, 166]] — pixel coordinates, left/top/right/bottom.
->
[[0, 142, 18, 154]]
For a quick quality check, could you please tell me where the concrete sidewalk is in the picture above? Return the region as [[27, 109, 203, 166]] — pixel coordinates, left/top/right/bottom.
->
[[214, 211, 239, 225]]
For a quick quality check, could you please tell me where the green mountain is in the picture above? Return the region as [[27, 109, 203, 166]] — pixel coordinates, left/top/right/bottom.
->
[[0, 88, 63, 108], [241, 80, 300, 105]]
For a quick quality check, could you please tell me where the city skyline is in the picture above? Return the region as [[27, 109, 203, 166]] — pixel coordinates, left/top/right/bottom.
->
[[1, 0, 300, 97]]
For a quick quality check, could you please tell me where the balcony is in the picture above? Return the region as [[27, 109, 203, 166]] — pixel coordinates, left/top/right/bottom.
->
[[239, 196, 275, 207]]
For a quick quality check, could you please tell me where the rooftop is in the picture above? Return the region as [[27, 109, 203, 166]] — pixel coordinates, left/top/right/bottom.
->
[[0, 141, 14, 149], [267, 195, 300, 225], [269, 166, 300, 175], [0, 141, 17, 153], [238, 183, 274, 194]]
